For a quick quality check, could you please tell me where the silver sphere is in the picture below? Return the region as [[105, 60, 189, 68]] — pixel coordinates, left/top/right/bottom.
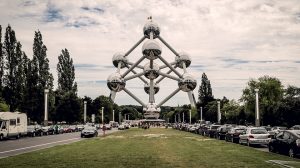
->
[[178, 73, 197, 92], [112, 52, 128, 68], [144, 83, 160, 94], [143, 103, 161, 119], [142, 40, 162, 60], [175, 52, 191, 69], [143, 62, 160, 79], [143, 21, 160, 38], [107, 73, 126, 92]]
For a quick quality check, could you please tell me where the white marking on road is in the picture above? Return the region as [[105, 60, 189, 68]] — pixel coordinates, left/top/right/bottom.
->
[[0, 137, 80, 154]]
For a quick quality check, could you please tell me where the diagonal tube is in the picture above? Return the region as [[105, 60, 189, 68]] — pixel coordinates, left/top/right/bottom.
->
[[159, 62, 176, 69], [123, 88, 146, 107], [158, 56, 182, 78], [127, 62, 144, 69], [156, 88, 181, 107], [124, 72, 145, 81], [156, 65, 177, 84], [121, 56, 145, 78], [109, 91, 117, 102], [125, 36, 146, 57], [188, 91, 196, 108], [158, 71, 180, 81], [157, 36, 179, 56], [125, 65, 148, 84]]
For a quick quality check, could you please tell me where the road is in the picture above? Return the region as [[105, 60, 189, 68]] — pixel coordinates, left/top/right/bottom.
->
[[0, 128, 118, 159]]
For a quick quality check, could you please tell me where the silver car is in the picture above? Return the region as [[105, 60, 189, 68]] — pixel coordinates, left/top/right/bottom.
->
[[239, 127, 271, 146]]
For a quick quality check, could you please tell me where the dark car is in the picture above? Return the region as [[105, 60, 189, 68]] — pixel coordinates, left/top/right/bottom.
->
[[268, 130, 300, 158], [215, 125, 232, 140], [81, 127, 98, 138], [27, 125, 43, 137], [225, 127, 246, 143], [205, 124, 221, 138], [290, 125, 300, 130]]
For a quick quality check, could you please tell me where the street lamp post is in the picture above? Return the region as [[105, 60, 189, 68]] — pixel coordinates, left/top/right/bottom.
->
[[113, 110, 115, 122], [101, 107, 104, 124], [200, 107, 203, 122], [44, 89, 49, 126], [255, 89, 260, 127], [217, 101, 221, 124], [83, 101, 87, 124], [119, 112, 121, 124], [189, 109, 192, 124]]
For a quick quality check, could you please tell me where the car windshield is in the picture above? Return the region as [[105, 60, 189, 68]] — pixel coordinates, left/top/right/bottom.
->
[[84, 127, 95, 131], [251, 129, 267, 134], [211, 126, 220, 129], [278, 127, 287, 130], [235, 129, 245, 133]]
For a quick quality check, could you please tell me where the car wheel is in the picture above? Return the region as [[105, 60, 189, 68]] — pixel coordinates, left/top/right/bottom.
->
[[231, 138, 234, 143], [16, 134, 20, 139], [40, 132, 43, 136], [33, 132, 35, 137], [239, 139, 242, 145], [289, 148, 295, 158], [268, 144, 275, 153], [0, 134, 3, 140]]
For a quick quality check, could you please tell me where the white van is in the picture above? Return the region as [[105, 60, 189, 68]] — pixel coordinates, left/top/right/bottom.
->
[[0, 112, 27, 140]]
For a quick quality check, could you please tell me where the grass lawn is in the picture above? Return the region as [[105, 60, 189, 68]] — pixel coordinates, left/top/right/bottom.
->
[[0, 128, 299, 168]]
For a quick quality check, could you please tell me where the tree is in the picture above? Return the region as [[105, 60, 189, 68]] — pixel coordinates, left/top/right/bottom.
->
[[55, 48, 80, 123], [240, 76, 284, 126], [198, 73, 214, 105], [0, 25, 4, 95], [2, 25, 25, 111], [57, 48, 76, 92]]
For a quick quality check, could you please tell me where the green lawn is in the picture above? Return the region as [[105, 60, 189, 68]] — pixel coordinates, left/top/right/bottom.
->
[[0, 128, 299, 168]]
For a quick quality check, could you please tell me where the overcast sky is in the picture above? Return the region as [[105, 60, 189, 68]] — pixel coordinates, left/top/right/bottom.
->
[[0, 0, 300, 106]]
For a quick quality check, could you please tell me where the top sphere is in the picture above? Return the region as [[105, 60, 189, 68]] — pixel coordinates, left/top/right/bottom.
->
[[175, 52, 191, 69], [143, 21, 160, 39], [112, 52, 128, 68]]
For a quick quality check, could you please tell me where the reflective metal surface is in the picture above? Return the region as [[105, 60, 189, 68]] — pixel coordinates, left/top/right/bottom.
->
[[112, 52, 128, 68], [178, 73, 197, 92], [142, 40, 162, 60], [107, 73, 126, 92], [143, 62, 160, 79]]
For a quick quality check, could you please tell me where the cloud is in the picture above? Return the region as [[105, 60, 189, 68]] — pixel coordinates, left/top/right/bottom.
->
[[0, 0, 300, 106]]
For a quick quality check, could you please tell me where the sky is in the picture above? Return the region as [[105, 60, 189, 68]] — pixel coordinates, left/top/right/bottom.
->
[[0, 0, 300, 106]]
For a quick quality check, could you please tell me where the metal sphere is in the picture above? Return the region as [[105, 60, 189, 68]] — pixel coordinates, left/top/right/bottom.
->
[[107, 73, 126, 92], [143, 62, 160, 79], [144, 83, 160, 94], [142, 40, 162, 60], [143, 103, 161, 119], [178, 73, 197, 92], [143, 21, 160, 38], [112, 52, 128, 68], [175, 52, 191, 69]]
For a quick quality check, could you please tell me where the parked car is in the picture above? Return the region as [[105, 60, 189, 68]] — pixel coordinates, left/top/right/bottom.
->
[[0, 112, 27, 140], [81, 127, 98, 138], [41, 126, 54, 135], [268, 130, 300, 158], [239, 127, 271, 146], [215, 125, 232, 140], [290, 125, 300, 130], [205, 124, 221, 138], [105, 124, 112, 130], [53, 125, 64, 134], [69, 125, 78, 132], [77, 125, 85, 131], [225, 127, 246, 143], [27, 125, 43, 137], [269, 126, 287, 138], [118, 124, 125, 130]]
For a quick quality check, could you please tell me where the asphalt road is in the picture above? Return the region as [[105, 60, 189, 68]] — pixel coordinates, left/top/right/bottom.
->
[[0, 128, 118, 159]]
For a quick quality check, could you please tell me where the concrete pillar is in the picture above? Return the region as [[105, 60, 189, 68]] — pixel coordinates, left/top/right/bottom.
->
[[44, 89, 49, 126], [200, 107, 203, 121], [255, 89, 260, 127], [101, 107, 104, 124], [217, 101, 221, 124], [189, 109, 192, 124], [113, 110, 115, 122], [84, 101, 87, 123]]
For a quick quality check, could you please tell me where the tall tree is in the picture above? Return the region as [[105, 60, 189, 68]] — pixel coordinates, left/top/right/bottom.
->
[[3, 25, 24, 111], [57, 48, 76, 92], [198, 73, 214, 105], [56, 48, 80, 123], [0, 25, 4, 94]]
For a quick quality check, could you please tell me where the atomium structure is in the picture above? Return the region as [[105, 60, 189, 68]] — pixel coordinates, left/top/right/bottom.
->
[[107, 17, 197, 119]]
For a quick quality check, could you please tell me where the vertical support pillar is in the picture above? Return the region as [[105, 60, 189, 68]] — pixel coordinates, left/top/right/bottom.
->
[[113, 110, 115, 122], [84, 101, 87, 124], [255, 89, 260, 127], [189, 109, 192, 124], [119, 112, 121, 124], [200, 107, 203, 121], [217, 101, 221, 124], [101, 107, 104, 124], [44, 89, 49, 126], [183, 112, 185, 123]]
